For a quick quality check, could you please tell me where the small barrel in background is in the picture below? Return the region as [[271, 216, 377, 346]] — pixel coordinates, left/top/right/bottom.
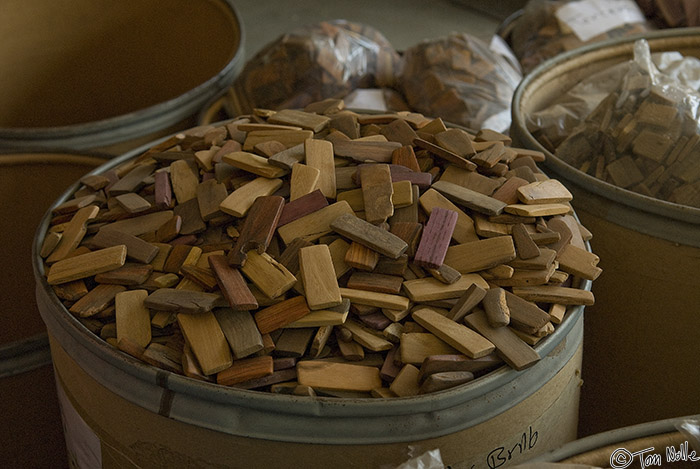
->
[[511, 29, 700, 438], [0, 152, 108, 467], [0, 0, 243, 154]]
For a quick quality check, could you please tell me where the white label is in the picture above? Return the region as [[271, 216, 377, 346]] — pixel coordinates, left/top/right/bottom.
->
[[555, 0, 645, 42], [56, 378, 103, 469]]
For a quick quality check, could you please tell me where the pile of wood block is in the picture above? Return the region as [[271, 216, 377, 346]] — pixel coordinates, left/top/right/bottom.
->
[[40, 100, 599, 398]]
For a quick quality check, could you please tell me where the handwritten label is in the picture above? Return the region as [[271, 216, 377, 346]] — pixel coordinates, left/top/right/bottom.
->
[[555, 0, 645, 42]]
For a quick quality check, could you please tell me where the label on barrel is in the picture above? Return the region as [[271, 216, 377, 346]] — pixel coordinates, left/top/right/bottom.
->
[[56, 379, 103, 468], [555, 0, 645, 42]]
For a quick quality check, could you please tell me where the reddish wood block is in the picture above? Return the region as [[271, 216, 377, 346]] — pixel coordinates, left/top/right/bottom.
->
[[209, 255, 258, 310], [228, 196, 284, 266], [414, 207, 458, 269], [254, 296, 310, 334], [277, 189, 328, 227]]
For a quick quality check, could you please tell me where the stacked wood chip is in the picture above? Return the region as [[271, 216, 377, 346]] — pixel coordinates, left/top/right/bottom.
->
[[40, 101, 599, 398], [555, 69, 700, 208], [229, 20, 400, 114], [511, 0, 652, 73]]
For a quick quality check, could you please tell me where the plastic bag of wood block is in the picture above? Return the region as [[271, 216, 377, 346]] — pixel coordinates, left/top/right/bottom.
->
[[228, 20, 401, 114], [399, 33, 522, 134], [554, 39, 700, 208], [635, 0, 700, 28], [511, 0, 653, 74]]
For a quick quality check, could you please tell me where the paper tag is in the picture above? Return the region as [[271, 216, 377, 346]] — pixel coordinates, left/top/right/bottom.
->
[[56, 377, 103, 468], [555, 0, 645, 42]]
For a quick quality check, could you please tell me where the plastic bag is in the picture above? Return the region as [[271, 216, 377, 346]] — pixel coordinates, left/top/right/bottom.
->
[[676, 417, 700, 452], [511, 0, 652, 73], [400, 33, 522, 133], [230, 20, 401, 114], [553, 39, 700, 207], [393, 449, 445, 469]]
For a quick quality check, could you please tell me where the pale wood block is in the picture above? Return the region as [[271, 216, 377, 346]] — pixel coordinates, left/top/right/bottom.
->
[[504, 290, 553, 334], [40, 231, 62, 258], [505, 203, 571, 217], [219, 177, 283, 218], [371, 387, 398, 398], [517, 179, 573, 205], [403, 274, 489, 302], [509, 247, 557, 271], [490, 265, 556, 287], [360, 164, 394, 224], [342, 320, 393, 352], [325, 238, 351, 278], [217, 356, 274, 386], [434, 128, 476, 158], [557, 244, 602, 281], [332, 140, 402, 163], [305, 139, 336, 198], [149, 244, 172, 272], [170, 159, 200, 204], [268, 109, 331, 132], [548, 304, 567, 325], [330, 213, 407, 259], [432, 180, 506, 216], [178, 312, 232, 375], [444, 236, 516, 273], [412, 308, 495, 358], [144, 288, 225, 314], [290, 163, 320, 201], [390, 364, 421, 397], [400, 333, 459, 365], [69, 284, 125, 318], [511, 286, 595, 306], [277, 201, 354, 244], [243, 129, 314, 151], [337, 336, 366, 361], [339, 288, 410, 310], [100, 211, 174, 237], [382, 305, 412, 322], [214, 308, 264, 359], [283, 309, 348, 328], [114, 192, 151, 214], [47, 245, 127, 285], [47, 205, 100, 263], [419, 188, 479, 244], [297, 361, 382, 392], [240, 251, 297, 299], [223, 151, 287, 179], [482, 287, 510, 327], [418, 354, 502, 382], [310, 325, 334, 358], [299, 244, 342, 310], [511, 223, 541, 260], [464, 309, 540, 371], [268, 142, 305, 170], [439, 165, 503, 196], [115, 290, 151, 348], [94, 263, 153, 286]]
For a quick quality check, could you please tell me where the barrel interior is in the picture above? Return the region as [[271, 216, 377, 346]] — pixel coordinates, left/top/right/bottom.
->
[[0, 0, 240, 128]]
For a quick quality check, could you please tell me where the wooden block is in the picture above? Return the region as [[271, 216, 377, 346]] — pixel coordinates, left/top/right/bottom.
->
[[149, 243, 172, 271], [173, 198, 206, 235], [503, 290, 552, 334], [374, 255, 408, 277], [339, 288, 410, 310], [275, 328, 315, 357], [219, 177, 283, 217], [115, 290, 151, 348], [434, 128, 476, 158], [305, 139, 336, 198], [380, 118, 419, 146], [557, 244, 602, 281], [243, 130, 314, 151], [418, 354, 501, 382], [268, 109, 330, 132], [548, 304, 567, 325], [228, 196, 284, 266], [419, 371, 474, 394], [217, 355, 274, 386], [511, 223, 540, 260], [471, 142, 506, 168], [47, 205, 100, 263], [297, 361, 382, 392], [102, 211, 175, 237], [268, 143, 305, 170], [391, 145, 421, 172], [332, 140, 402, 163], [310, 325, 334, 358], [425, 264, 462, 285], [90, 228, 159, 264], [47, 245, 127, 285], [464, 310, 540, 371], [283, 308, 349, 328], [142, 343, 183, 374], [517, 179, 573, 205], [277, 238, 313, 275], [107, 163, 155, 196], [40, 231, 63, 258], [155, 215, 181, 243], [509, 248, 556, 271], [222, 151, 287, 179], [346, 272, 404, 294], [344, 241, 380, 270], [289, 163, 320, 201], [115, 193, 151, 214], [400, 333, 459, 365], [389, 364, 421, 397], [299, 244, 342, 310], [342, 320, 393, 352], [389, 184, 421, 224], [278, 190, 329, 227], [196, 179, 228, 221], [444, 237, 516, 273], [69, 284, 125, 318], [439, 166, 502, 196], [330, 213, 407, 259], [240, 251, 297, 299], [170, 159, 200, 204], [162, 244, 201, 273], [182, 343, 213, 382], [254, 296, 310, 334], [419, 189, 479, 244], [52, 279, 88, 302], [278, 201, 354, 244], [446, 283, 487, 322], [329, 112, 359, 139], [511, 286, 595, 306], [432, 180, 506, 216], [360, 164, 394, 224], [491, 177, 529, 205], [414, 207, 457, 269], [178, 312, 232, 375], [232, 368, 297, 390], [208, 255, 258, 310], [482, 287, 510, 327], [403, 274, 489, 302], [412, 308, 494, 359], [379, 346, 402, 381], [337, 336, 365, 361], [144, 288, 225, 314], [413, 138, 476, 170], [94, 263, 153, 285], [505, 203, 570, 217], [389, 222, 422, 257], [490, 265, 556, 287]]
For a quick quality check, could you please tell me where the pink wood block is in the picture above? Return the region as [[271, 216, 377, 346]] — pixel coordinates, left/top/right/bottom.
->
[[154, 171, 172, 209], [414, 207, 458, 269]]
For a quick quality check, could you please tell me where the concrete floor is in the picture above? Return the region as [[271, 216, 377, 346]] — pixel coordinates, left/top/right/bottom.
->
[[230, 0, 522, 59]]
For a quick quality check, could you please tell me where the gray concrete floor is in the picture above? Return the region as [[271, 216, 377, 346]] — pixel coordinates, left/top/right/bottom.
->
[[231, 0, 522, 59]]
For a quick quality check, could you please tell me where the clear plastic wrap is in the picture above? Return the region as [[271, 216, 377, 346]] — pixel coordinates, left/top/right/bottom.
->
[[400, 33, 522, 133], [553, 40, 700, 207], [230, 20, 401, 114], [511, 0, 653, 73], [676, 417, 700, 452]]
